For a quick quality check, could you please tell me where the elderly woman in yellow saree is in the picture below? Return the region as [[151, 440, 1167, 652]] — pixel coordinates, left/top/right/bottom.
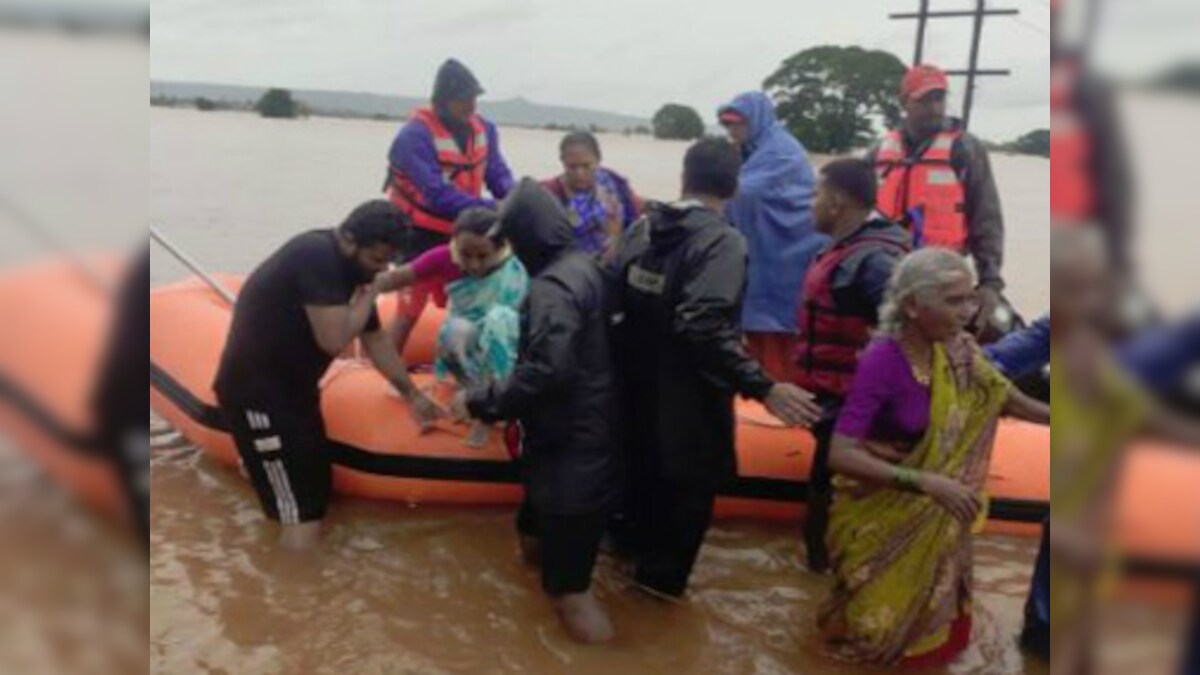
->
[[818, 248, 1050, 668]]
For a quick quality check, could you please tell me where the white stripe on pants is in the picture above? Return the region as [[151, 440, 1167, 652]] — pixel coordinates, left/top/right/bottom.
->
[[263, 459, 299, 525]]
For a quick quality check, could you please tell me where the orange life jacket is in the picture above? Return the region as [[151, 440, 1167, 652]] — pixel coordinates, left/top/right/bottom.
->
[[386, 108, 489, 235], [874, 129, 968, 252], [1049, 63, 1094, 226]]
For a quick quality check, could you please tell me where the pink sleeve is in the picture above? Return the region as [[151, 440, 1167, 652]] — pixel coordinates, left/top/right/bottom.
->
[[834, 340, 900, 440], [410, 245, 457, 283], [397, 245, 459, 322]]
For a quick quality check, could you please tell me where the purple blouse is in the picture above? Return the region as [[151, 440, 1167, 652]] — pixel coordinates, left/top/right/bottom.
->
[[835, 338, 931, 444]]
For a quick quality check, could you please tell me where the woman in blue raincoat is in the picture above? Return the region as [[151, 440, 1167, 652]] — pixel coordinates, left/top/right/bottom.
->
[[718, 92, 827, 382]]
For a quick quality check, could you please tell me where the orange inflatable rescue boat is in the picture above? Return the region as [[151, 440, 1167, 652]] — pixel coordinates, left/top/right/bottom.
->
[[0, 257, 122, 513], [148, 274, 1200, 574]]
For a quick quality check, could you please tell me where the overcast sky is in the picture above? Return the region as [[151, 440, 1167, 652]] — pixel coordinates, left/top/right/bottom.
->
[[149, 0, 1197, 142]]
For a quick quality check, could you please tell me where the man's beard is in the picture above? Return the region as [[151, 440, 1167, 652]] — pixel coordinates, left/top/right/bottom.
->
[[343, 254, 375, 286]]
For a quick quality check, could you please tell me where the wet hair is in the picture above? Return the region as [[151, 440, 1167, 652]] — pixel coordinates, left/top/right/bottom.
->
[[453, 207, 504, 244], [338, 200, 410, 248], [877, 248, 976, 336], [820, 158, 877, 210], [560, 131, 602, 160], [682, 138, 740, 200]]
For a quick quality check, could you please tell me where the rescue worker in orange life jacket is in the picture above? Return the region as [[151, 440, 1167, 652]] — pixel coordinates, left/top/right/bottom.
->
[[865, 65, 1009, 341], [384, 58, 515, 352]]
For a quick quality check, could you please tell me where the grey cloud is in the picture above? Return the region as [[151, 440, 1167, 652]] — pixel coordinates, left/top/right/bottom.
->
[[413, 1, 542, 36]]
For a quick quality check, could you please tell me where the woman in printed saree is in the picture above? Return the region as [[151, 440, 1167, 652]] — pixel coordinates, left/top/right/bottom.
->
[[819, 248, 1050, 668], [380, 207, 528, 447], [541, 131, 640, 259]]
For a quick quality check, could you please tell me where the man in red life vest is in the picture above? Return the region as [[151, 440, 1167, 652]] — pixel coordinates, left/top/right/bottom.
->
[[384, 58, 515, 352], [866, 64, 1009, 340], [793, 159, 909, 572]]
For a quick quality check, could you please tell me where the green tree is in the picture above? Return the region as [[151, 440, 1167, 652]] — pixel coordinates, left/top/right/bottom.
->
[[255, 88, 299, 119], [195, 97, 217, 112], [652, 103, 705, 141], [1008, 129, 1050, 158], [763, 46, 907, 153]]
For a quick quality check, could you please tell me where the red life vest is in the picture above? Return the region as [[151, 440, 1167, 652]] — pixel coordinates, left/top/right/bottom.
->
[[386, 108, 490, 235], [874, 129, 968, 252], [1050, 62, 1094, 226], [794, 233, 909, 399]]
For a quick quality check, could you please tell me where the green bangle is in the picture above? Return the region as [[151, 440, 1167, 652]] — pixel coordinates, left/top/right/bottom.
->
[[893, 467, 922, 492]]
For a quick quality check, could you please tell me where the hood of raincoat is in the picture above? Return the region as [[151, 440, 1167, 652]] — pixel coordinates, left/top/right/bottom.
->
[[640, 199, 720, 251], [498, 178, 578, 275], [718, 91, 779, 154]]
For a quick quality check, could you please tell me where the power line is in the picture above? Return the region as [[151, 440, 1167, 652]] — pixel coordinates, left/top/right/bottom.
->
[[890, 0, 1020, 130]]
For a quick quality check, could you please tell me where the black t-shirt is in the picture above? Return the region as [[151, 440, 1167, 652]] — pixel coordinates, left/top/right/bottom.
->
[[214, 229, 381, 405]]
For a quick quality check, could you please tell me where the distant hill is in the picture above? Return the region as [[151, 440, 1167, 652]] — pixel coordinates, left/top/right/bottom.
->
[[150, 81, 652, 132]]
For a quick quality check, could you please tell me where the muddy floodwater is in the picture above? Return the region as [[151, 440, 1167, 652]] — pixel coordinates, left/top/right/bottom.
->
[[149, 412, 1043, 675]]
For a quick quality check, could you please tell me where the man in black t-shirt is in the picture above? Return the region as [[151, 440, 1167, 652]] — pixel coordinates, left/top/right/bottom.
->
[[214, 200, 445, 550]]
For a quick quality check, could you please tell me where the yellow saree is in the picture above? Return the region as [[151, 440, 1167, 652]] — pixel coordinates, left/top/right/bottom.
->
[[1048, 347, 1149, 651], [819, 335, 1011, 666]]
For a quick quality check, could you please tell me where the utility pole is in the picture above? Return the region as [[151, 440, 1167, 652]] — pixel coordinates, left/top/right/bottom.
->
[[913, 0, 931, 64], [890, 0, 1018, 130]]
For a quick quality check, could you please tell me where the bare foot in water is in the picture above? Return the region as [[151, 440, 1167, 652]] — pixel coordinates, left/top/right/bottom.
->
[[554, 591, 614, 644], [463, 421, 490, 448]]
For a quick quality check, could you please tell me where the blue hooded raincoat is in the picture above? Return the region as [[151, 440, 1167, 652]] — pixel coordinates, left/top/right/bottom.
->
[[720, 92, 826, 333]]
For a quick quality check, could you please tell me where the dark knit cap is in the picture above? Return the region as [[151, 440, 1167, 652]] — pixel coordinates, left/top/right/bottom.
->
[[432, 58, 484, 105]]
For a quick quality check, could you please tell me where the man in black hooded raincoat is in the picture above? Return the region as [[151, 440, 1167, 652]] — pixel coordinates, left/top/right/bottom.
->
[[458, 178, 621, 643], [609, 139, 822, 599]]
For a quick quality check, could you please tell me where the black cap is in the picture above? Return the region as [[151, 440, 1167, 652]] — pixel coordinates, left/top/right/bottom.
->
[[432, 58, 484, 105]]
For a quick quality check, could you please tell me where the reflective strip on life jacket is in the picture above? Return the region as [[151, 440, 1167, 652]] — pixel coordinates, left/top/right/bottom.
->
[[930, 134, 956, 152], [386, 108, 490, 235], [874, 129, 969, 252]]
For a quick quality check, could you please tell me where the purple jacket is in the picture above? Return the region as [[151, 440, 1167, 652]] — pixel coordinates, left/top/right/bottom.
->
[[386, 115, 515, 220]]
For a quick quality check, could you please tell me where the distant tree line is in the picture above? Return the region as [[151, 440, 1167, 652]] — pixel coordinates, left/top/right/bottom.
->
[[151, 88, 312, 119], [152, 89, 653, 132], [986, 129, 1050, 158], [150, 95, 254, 112], [542, 122, 607, 134], [539, 122, 653, 136]]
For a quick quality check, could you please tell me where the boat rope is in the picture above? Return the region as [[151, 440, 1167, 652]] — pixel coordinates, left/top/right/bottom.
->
[[150, 225, 237, 305]]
